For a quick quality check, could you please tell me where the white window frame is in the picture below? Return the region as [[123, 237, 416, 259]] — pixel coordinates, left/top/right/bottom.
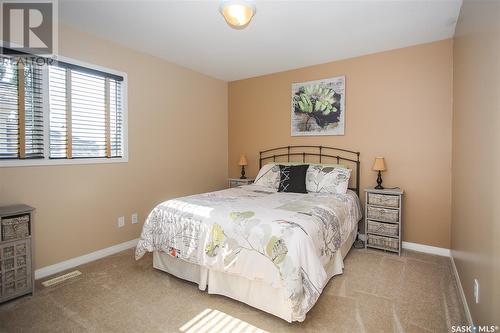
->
[[0, 55, 128, 167]]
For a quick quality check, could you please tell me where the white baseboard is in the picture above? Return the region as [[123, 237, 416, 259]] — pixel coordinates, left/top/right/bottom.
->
[[401, 241, 451, 257], [450, 255, 474, 326], [35, 238, 139, 280], [359, 233, 450, 256]]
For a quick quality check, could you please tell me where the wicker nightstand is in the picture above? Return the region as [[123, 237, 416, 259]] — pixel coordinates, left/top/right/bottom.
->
[[0, 204, 35, 303], [228, 178, 254, 188], [364, 188, 403, 255]]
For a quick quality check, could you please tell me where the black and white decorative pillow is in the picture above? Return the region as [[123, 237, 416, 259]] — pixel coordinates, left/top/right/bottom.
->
[[278, 164, 308, 193], [306, 165, 351, 194]]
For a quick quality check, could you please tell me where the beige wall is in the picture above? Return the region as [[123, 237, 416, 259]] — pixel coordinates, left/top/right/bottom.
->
[[452, 1, 500, 325], [228, 40, 453, 248], [0, 26, 228, 269]]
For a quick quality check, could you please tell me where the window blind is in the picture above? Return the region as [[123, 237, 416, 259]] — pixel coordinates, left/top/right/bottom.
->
[[0, 58, 19, 158], [0, 58, 44, 159], [109, 79, 123, 157], [24, 61, 44, 158], [0, 55, 125, 163], [48, 64, 123, 159], [48, 66, 68, 158]]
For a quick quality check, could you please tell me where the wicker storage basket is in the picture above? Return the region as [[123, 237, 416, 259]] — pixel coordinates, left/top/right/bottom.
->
[[367, 206, 399, 222], [367, 220, 399, 236], [1, 214, 30, 241], [368, 193, 399, 208], [368, 234, 399, 250]]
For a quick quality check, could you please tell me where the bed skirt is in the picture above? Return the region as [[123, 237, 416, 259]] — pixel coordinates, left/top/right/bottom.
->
[[152, 228, 357, 322]]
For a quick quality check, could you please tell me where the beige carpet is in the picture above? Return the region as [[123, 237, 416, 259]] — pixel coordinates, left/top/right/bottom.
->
[[0, 247, 467, 333]]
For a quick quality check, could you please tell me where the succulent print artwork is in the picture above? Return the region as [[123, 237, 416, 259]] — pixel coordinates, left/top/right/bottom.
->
[[291, 76, 345, 136]]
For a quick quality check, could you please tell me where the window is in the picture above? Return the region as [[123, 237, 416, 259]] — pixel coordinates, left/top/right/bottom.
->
[[0, 54, 127, 166], [0, 58, 43, 159]]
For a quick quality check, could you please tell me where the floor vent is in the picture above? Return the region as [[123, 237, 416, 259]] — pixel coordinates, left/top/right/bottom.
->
[[42, 270, 82, 287]]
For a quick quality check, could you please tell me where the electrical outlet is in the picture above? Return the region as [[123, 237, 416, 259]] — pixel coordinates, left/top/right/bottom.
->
[[131, 213, 138, 224], [474, 279, 480, 303], [118, 216, 125, 228]]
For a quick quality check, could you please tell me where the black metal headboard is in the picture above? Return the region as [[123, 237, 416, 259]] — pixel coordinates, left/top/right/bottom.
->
[[259, 145, 361, 196]]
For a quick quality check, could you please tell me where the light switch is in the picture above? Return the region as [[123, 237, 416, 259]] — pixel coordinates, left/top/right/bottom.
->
[[118, 216, 125, 228]]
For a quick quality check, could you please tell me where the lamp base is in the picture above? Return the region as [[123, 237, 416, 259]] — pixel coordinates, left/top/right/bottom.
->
[[375, 170, 384, 189], [240, 165, 247, 179]]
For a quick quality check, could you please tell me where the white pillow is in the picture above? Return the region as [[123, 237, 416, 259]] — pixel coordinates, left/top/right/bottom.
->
[[254, 163, 280, 189], [306, 165, 351, 194]]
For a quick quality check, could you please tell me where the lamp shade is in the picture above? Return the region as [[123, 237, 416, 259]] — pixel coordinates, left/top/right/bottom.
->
[[219, 1, 256, 29], [372, 157, 386, 171], [238, 154, 248, 166]]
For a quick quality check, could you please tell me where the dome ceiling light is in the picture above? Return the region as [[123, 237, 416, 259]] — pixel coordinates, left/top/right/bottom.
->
[[219, 0, 256, 29]]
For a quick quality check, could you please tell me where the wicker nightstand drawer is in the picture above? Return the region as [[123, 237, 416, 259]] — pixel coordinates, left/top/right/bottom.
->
[[367, 206, 399, 222], [368, 234, 399, 251], [368, 193, 400, 208], [367, 220, 399, 236]]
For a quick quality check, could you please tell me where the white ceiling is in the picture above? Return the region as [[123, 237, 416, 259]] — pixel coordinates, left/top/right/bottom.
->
[[59, 0, 462, 81]]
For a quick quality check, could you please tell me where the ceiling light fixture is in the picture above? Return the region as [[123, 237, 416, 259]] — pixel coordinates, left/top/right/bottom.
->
[[219, 0, 256, 29]]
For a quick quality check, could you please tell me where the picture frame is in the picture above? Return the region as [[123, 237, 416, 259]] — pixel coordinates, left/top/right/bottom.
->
[[291, 76, 345, 136]]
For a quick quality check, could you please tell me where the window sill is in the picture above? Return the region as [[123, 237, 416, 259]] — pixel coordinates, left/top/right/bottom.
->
[[0, 156, 128, 168]]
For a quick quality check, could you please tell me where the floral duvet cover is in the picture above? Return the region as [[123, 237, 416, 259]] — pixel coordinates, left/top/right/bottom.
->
[[135, 184, 361, 321]]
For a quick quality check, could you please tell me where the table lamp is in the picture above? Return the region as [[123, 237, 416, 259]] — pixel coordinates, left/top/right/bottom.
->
[[239, 155, 248, 179], [372, 157, 386, 189]]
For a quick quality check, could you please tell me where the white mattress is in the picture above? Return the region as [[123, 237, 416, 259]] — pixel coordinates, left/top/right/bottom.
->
[[153, 227, 357, 322]]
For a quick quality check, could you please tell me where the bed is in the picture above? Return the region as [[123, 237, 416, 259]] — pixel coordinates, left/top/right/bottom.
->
[[135, 146, 362, 322]]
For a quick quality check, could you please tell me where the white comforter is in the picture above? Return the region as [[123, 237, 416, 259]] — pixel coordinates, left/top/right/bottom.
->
[[135, 184, 361, 321]]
